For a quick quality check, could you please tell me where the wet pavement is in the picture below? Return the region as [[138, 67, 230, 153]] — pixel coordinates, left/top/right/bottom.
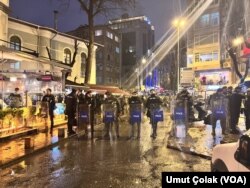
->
[[168, 115, 246, 158], [0, 125, 69, 167], [0, 114, 210, 188]]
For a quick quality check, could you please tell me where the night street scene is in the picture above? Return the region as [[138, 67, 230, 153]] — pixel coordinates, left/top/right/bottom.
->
[[0, 0, 250, 187]]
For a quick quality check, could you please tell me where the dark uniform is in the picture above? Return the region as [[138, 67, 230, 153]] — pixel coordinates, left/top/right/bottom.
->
[[145, 92, 162, 138], [209, 89, 227, 137], [128, 94, 142, 139], [103, 92, 120, 138], [42, 93, 55, 131], [244, 90, 250, 131], [229, 87, 245, 133], [65, 90, 77, 134]]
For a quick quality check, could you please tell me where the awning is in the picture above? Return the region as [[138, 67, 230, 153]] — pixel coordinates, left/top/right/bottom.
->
[[65, 79, 90, 90], [88, 84, 130, 96]]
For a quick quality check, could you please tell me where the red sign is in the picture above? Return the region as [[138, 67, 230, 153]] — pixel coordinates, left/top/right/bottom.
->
[[242, 38, 250, 58], [41, 75, 53, 81]]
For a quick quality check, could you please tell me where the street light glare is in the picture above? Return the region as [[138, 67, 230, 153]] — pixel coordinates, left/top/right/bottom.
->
[[172, 18, 186, 28], [142, 58, 146, 64], [233, 36, 244, 46]]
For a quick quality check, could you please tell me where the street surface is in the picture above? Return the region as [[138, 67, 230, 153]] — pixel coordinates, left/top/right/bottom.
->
[[0, 116, 210, 188]]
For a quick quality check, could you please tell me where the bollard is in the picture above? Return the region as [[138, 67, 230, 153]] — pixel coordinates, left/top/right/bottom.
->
[[24, 137, 34, 149], [58, 128, 65, 138]]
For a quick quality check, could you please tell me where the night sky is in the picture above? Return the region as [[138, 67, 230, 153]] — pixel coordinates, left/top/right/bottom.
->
[[9, 0, 186, 41]]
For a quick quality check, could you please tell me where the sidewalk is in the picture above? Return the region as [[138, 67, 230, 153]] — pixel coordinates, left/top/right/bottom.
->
[[167, 115, 246, 159], [0, 115, 111, 170]]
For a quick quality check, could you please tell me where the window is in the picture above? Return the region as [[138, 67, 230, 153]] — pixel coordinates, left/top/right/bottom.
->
[[115, 47, 120, 54], [195, 51, 219, 63], [10, 36, 21, 51], [115, 36, 119, 42], [64, 48, 71, 64], [194, 32, 219, 46], [107, 54, 110, 61], [195, 53, 200, 62], [211, 12, 219, 26], [106, 31, 113, 39], [95, 30, 102, 36], [10, 61, 20, 69], [200, 14, 209, 27], [81, 53, 86, 77]]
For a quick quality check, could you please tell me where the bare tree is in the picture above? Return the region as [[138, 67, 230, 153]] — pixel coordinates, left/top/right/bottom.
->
[[74, 0, 136, 84]]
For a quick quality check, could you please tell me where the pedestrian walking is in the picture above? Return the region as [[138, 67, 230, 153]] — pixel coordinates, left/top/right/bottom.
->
[[65, 89, 77, 135], [42, 88, 55, 133]]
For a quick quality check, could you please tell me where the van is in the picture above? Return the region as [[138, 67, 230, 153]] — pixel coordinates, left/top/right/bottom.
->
[[211, 130, 250, 172]]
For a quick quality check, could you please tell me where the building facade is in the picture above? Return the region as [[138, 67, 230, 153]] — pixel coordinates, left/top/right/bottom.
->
[[187, 0, 247, 91], [0, 0, 97, 97], [108, 14, 155, 89], [68, 25, 121, 87]]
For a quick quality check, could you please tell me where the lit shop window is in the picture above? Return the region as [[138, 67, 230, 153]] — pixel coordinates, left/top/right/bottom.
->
[[64, 48, 71, 64], [10, 36, 21, 51]]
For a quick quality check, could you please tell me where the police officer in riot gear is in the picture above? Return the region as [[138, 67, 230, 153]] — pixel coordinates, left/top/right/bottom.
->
[[65, 89, 77, 135], [229, 87, 245, 134], [244, 89, 250, 131], [145, 89, 163, 139], [209, 88, 227, 137], [128, 91, 142, 139], [103, 91, 120, 138]]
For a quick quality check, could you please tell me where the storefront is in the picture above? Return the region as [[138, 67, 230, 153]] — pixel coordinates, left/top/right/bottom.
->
[[0, 48, 71, 139], [196, 70, 231, 86]]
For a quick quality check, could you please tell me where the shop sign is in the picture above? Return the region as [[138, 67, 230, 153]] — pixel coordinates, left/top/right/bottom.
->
[[41, 74, 53, 81]]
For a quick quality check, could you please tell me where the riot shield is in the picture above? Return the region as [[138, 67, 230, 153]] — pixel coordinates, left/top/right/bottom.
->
[[129, 103, 143, 124], [102, 103, 117, 123], [149, 103, 164, 124], [172, 99, 188, 138], [210, 96, 229, 136], [77, 104, 91, 127]]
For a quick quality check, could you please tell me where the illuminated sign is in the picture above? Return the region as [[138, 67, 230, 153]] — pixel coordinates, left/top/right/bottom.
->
[[41, 74, 53, 81]]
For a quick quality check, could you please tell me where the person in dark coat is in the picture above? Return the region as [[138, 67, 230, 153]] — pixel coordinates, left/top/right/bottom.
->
[[65, 89, 77, 135], [84, 91, 96, 137], [145, 89, 162, 139], [42, 88, 55, 133], [244, 89, 250, 131], [229, 87, 245, 134], [128, 91, 142, 139]]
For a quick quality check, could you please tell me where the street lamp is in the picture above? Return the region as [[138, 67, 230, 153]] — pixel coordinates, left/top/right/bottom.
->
[[172, 18, 186, 92], [140, 58, 146, 88]]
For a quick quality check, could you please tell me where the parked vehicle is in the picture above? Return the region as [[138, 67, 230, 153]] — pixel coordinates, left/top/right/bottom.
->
[[211, 130, 250, 172]]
